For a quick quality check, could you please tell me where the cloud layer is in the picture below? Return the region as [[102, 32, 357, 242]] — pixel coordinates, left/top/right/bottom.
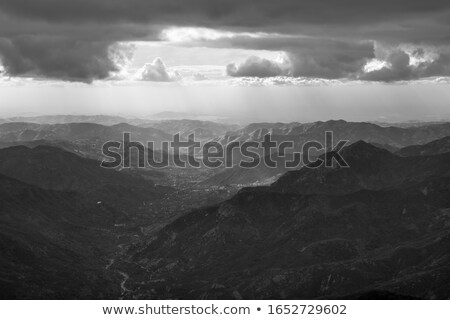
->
[[212, 35, 450, 81], [0, 0, 450, 82], [1, 0, 449, 33]]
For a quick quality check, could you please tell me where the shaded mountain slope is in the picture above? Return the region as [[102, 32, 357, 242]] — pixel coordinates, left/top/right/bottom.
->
[[0, 145, 156, 192], [0, 145, 172, 213], [127, 177, 450, 299], [397, 136, 450, 157], [0, 174, 121, 298], [271, 141, 450, 195], [0, 139, 101, 159]]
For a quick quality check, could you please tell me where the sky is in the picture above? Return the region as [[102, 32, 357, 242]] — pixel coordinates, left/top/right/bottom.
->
[[0, 0, 450, 122]]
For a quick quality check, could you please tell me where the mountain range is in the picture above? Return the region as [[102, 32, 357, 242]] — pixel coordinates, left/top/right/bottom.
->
[[271, 141, 450, 195], [203, 120, 450, 187], [2, 115, 129, 126], [147, 120, 239, 141], [214, 120, 450, 148], [0, 122, 171, 149], [124, 141, 450, 299], [1, 117, 450, 299]]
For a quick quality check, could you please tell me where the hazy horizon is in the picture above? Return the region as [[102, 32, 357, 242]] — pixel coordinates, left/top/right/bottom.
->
[[1, 82, 450, 124]]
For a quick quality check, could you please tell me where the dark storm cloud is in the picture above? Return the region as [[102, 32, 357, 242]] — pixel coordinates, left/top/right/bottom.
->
[[360, 50, 412, 81], [184, 31, 450, 81], [0, 0, 450, 81], [205, 36, 375, 79], [421, 53, 450, 77], [218, 33, 450, 80], [0, 36, 132, 82], [1, 0, 449, 28], [287, 39, 375, 79], [360, 49, 450, 81], [0, 11, 156, 82]]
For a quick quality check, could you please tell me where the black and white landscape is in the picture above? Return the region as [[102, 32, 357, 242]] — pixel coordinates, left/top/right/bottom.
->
[[1, 0, 450, 300], [0, 117, 450, 299]]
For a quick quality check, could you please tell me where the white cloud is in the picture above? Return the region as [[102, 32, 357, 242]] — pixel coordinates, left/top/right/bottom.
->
[[134, 57, 181, 82], [160, 27, 272, 43], [363, 59, 389, 73], [193, 72, 208, 81]]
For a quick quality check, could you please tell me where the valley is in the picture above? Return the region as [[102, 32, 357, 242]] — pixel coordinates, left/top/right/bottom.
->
[[0, 117, 449, 299]]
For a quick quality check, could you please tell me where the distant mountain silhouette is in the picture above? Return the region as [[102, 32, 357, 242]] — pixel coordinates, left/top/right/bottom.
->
[[0, 122, 171, 148], [284, 120, 450, 147], [370, 120, 450, 128], [214, 120, 450, 149], [5, 115, 129, 125], [149, 120, 239, 141], [150, 111, 224, 122]]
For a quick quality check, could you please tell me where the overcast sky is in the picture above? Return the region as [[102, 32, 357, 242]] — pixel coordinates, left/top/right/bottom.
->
[[0, 0, 450, 122]]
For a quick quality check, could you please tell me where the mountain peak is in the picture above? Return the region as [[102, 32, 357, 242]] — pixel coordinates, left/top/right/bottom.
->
[[111, 122, 134, 128], [338, 140, 395, 164], [343, 139, 390, 153], [270, 141, 407, 195]]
